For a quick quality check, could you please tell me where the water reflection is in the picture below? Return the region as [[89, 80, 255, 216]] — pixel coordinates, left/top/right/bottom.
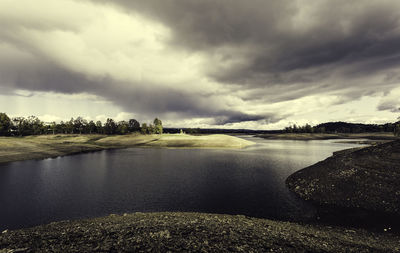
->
[[0, 137, 365, 230]]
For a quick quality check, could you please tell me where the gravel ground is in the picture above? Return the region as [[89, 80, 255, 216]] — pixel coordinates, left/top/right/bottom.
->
[[287, 140, 400, 215], [286, 140, 400, 234], [1, 212, 400, 252]]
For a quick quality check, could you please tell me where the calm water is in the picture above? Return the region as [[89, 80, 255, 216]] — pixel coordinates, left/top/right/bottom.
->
[[0, 136, 365, 230]]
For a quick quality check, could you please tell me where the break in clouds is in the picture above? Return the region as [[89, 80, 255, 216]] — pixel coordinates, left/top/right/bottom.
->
[[1, 0, 400, 128]]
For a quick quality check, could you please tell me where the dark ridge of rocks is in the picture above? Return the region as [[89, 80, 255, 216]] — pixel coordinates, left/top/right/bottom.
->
[[287, 140, 400, 219], [1, 212, 400, 253]]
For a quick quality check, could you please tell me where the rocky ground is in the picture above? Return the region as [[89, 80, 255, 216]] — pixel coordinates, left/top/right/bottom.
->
[[1, 212, 400, 253], [287, 140, 400, 228]]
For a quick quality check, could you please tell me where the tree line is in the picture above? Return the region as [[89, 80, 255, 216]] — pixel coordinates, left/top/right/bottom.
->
[[0, 113, 163, 136], [284, 121, 400, 136]]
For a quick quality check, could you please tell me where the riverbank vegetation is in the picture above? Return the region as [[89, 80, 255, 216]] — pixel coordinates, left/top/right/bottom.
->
[[2, 112, 400, 139], [283, 121, 400, 136], [256, 132, 398, 142], [0, 113, 163, 136]]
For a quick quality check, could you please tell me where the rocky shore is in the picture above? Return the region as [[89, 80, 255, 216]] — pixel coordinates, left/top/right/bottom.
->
[[1, 212, 400, 253], [287, 140, 400, 229]]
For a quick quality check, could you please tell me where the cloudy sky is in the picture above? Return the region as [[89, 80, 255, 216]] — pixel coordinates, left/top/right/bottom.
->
[[1, 0, 400, 129]]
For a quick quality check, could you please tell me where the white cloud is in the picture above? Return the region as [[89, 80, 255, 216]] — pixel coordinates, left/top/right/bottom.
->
[[38, 114, 63, 123], [378, 86, 400, 112]]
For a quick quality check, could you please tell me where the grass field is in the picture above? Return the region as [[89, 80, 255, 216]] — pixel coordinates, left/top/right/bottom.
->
[[0, 134, 254, 164]]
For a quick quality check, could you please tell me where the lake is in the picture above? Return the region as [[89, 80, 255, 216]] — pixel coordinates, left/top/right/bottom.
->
[[0, 136, 365, 230]]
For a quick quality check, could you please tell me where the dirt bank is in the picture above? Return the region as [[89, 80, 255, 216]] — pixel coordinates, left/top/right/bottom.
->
[[97, 134, 254, 149], [0, 134, 254, 164], [287, 140, 400, 220], [1, 212, 399, 252]]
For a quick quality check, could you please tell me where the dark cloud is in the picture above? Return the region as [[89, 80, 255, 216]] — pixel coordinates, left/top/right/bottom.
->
[[377, 99, 400, 112], [212, 111, 281, 125], [91, 0, 400, 95], [95, 83, 275, 125], [0, 55, 105, 95], [2, 0, 400, 126], [0, 42, 272, 125]]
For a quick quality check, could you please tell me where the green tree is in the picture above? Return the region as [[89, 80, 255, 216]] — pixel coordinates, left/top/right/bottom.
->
[[50, 122, 57, 135], [87, 120, 97, 134], [12, 117, 29, 136], [292, 124, 298, 133], [153, 118, 163, 134], [117, 121, 129, 134], [148, 124, 156, 134], [56, 121, 67, 134], [27, 116, 43, 135], [73, 117, 86, 134], [305, 124, 313, 133], [141, 123, 148, 134], [285, 126, 293, 133], [96, 121, 103, 134], [66, 118, 74, 134], [394, 123, 400, 137], [128, 119, 140, 132], [0, 112, 11, 136], [104, 118, 117, 134]]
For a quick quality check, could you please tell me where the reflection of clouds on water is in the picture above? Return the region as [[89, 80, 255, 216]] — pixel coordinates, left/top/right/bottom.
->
[[0, 137, 365, 230]]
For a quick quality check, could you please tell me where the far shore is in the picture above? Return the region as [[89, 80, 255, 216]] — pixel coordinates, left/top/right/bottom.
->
[[0, 133, 254, 164], [256, 132, 398, 143]]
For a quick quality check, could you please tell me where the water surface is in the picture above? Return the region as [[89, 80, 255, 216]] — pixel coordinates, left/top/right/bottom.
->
[[0, 137, 365, 230]]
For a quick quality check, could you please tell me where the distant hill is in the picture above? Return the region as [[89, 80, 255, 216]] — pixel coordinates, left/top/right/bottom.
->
[[314, 121, 399, 133], [163, 128, 283, 135], [165, 121, 400, 135]]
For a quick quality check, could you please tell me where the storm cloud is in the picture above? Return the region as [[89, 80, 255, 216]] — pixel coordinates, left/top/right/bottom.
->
[[1, 0, 400, 128], [97, 0, 400, 90]]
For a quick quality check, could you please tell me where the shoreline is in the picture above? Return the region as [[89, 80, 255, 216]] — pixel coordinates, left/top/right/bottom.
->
[[1, 135, 400, 251], [286, 140, 400, 231], [1, 212, 399, 252], [256, 132, 398, 141], [0, 134, 254, 165]]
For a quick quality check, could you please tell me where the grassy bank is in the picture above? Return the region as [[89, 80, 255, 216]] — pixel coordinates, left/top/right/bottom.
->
[[97, 133, 253, 149], [0, 134, 254, 164], [1, 212, 399, 252]]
